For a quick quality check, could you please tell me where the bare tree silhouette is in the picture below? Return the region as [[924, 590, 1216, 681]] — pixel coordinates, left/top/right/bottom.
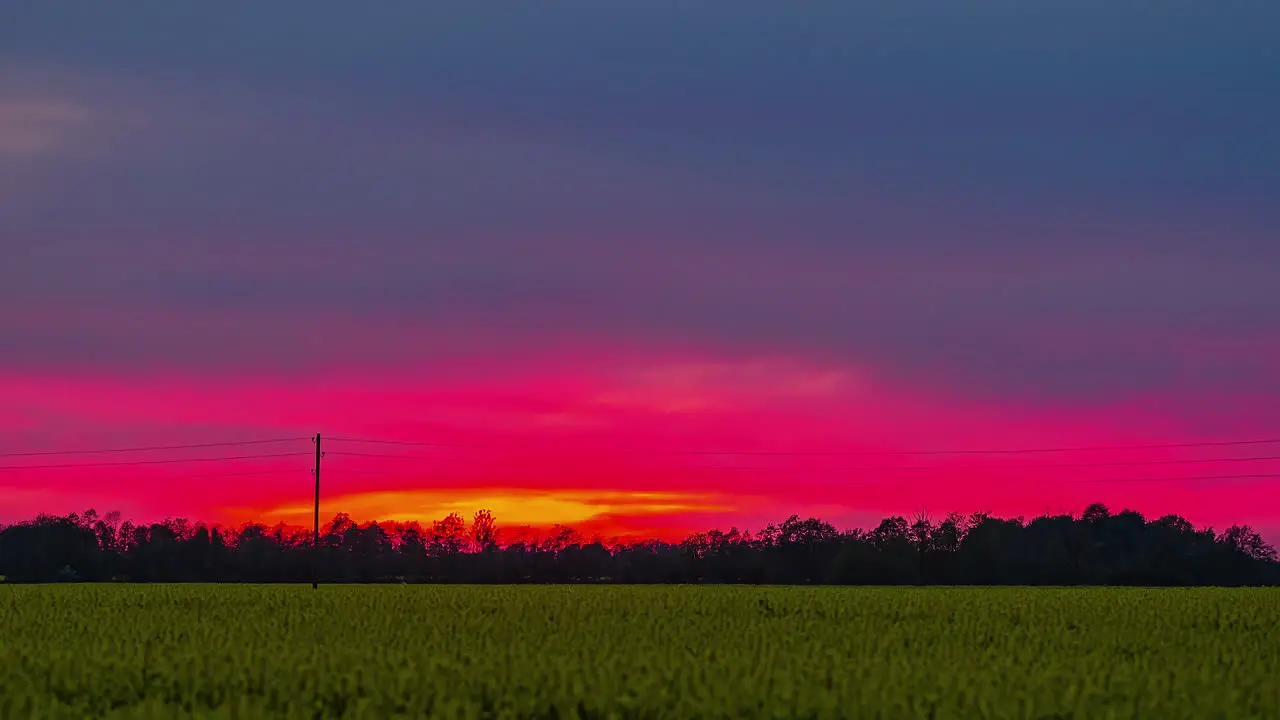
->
[[1, 503, 1275, 585]]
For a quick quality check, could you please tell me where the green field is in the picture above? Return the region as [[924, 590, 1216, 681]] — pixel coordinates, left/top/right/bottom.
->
[[1, 586, 1277, 719]]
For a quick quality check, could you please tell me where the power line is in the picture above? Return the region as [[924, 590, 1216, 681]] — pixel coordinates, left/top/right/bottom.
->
[[0, 437, 308, 459], [1066, 473, 1280, 484], [693, 454, 1280, 473], [319, 450, 1280, 471], [8, 433, 1278, 474], [82, 468, 309, 482], [326, 451, 463, 462], [7, 433, 1279, 461], [319, 468, 412, 477], [318, 465, 1280, 487], [667, 436, 1280, 457], [0, 452, 311, 472], [829, 472, 1280, 487], [327, 436, 483, 449], [327, 433, 1280, 457], [181, 468, 311, 480]]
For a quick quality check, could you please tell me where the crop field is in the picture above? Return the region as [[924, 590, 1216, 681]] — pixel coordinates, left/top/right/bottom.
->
[[1, 586, 1277, 719]]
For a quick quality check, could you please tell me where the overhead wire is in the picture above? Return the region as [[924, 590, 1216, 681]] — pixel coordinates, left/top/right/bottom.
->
[[326, 451, 462, 461], [318, 468, 406, 477], [325, 433, 1280, 457], [179, 467, 312, 480], [665, 436, 1280, 457], [66, 468, 311, 483], [326, 436, 483, 449], [5, 433, 1280, 486], [321, 450, 1280, 472], [691, 454, 1280, 473], [0, 437, 308, 459], [8, 433, 1280, 461], [1066, 472, 1280, 484], [0, 452, 311, 472], [318, 466, 1280, 486], [806, 472, 1280, 487]]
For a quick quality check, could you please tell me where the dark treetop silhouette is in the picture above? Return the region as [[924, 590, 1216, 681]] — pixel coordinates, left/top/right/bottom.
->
[[1, 503, 1275, 585]]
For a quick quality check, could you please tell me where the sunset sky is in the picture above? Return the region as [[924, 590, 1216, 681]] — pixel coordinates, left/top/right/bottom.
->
[[2, 2, 1279, 540]]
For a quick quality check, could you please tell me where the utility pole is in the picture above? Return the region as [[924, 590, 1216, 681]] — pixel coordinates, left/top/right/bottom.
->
[[312, 432, 322, 589]]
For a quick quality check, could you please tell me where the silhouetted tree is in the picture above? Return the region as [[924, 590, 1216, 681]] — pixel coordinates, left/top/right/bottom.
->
[[1220, 524, 1278, 562], [470, 509, 499, 552], [1, 504, 1276, 586]]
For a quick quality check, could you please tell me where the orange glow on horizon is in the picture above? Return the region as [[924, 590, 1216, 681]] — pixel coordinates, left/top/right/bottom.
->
[[239, 488, 736, 539]]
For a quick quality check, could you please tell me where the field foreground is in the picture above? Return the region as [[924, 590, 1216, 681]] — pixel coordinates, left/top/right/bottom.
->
[[1, 586, 1277, 719]]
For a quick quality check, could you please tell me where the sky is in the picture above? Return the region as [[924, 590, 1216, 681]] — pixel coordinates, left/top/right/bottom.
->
[[2, 2, 1279, 541]]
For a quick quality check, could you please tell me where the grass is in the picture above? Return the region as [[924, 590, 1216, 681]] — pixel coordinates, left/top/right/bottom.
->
[[1, 585, 1277, 719]]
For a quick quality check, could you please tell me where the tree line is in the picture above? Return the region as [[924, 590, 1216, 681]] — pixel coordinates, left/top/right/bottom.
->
[[1, 503, 1276, 585]]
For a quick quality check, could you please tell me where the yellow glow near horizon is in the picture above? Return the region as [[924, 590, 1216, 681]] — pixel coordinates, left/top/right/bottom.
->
[[245, 488, 734, 528]]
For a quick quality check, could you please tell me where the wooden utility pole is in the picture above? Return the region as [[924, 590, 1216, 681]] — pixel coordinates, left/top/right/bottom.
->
[[312, 432, 322, 589]]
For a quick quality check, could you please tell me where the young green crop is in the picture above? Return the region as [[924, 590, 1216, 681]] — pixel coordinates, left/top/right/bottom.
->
[[1, 586, 1276, 719]]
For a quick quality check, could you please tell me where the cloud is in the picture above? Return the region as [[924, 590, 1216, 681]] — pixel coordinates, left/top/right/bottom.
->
[[0, 100, 87, 155], [246, 488, 736, 532], [2, 359, 1277, 539], [592, 360, 854, 415], [2, 3, 1278, 537]]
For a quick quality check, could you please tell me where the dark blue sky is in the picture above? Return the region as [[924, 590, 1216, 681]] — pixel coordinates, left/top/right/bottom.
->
[[3, 0, 1278, 411], [3, 1, 1280, 535]]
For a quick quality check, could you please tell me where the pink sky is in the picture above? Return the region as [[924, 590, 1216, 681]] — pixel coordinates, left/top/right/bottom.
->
[[3, 4, 1279, 542], [3, 346, 1277, 541]]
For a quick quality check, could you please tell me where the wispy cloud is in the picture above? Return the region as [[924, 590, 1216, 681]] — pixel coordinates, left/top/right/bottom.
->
[[248, 488, 737, 532], [0, 99, 87, 155], [1, 3, 1277, 537]]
